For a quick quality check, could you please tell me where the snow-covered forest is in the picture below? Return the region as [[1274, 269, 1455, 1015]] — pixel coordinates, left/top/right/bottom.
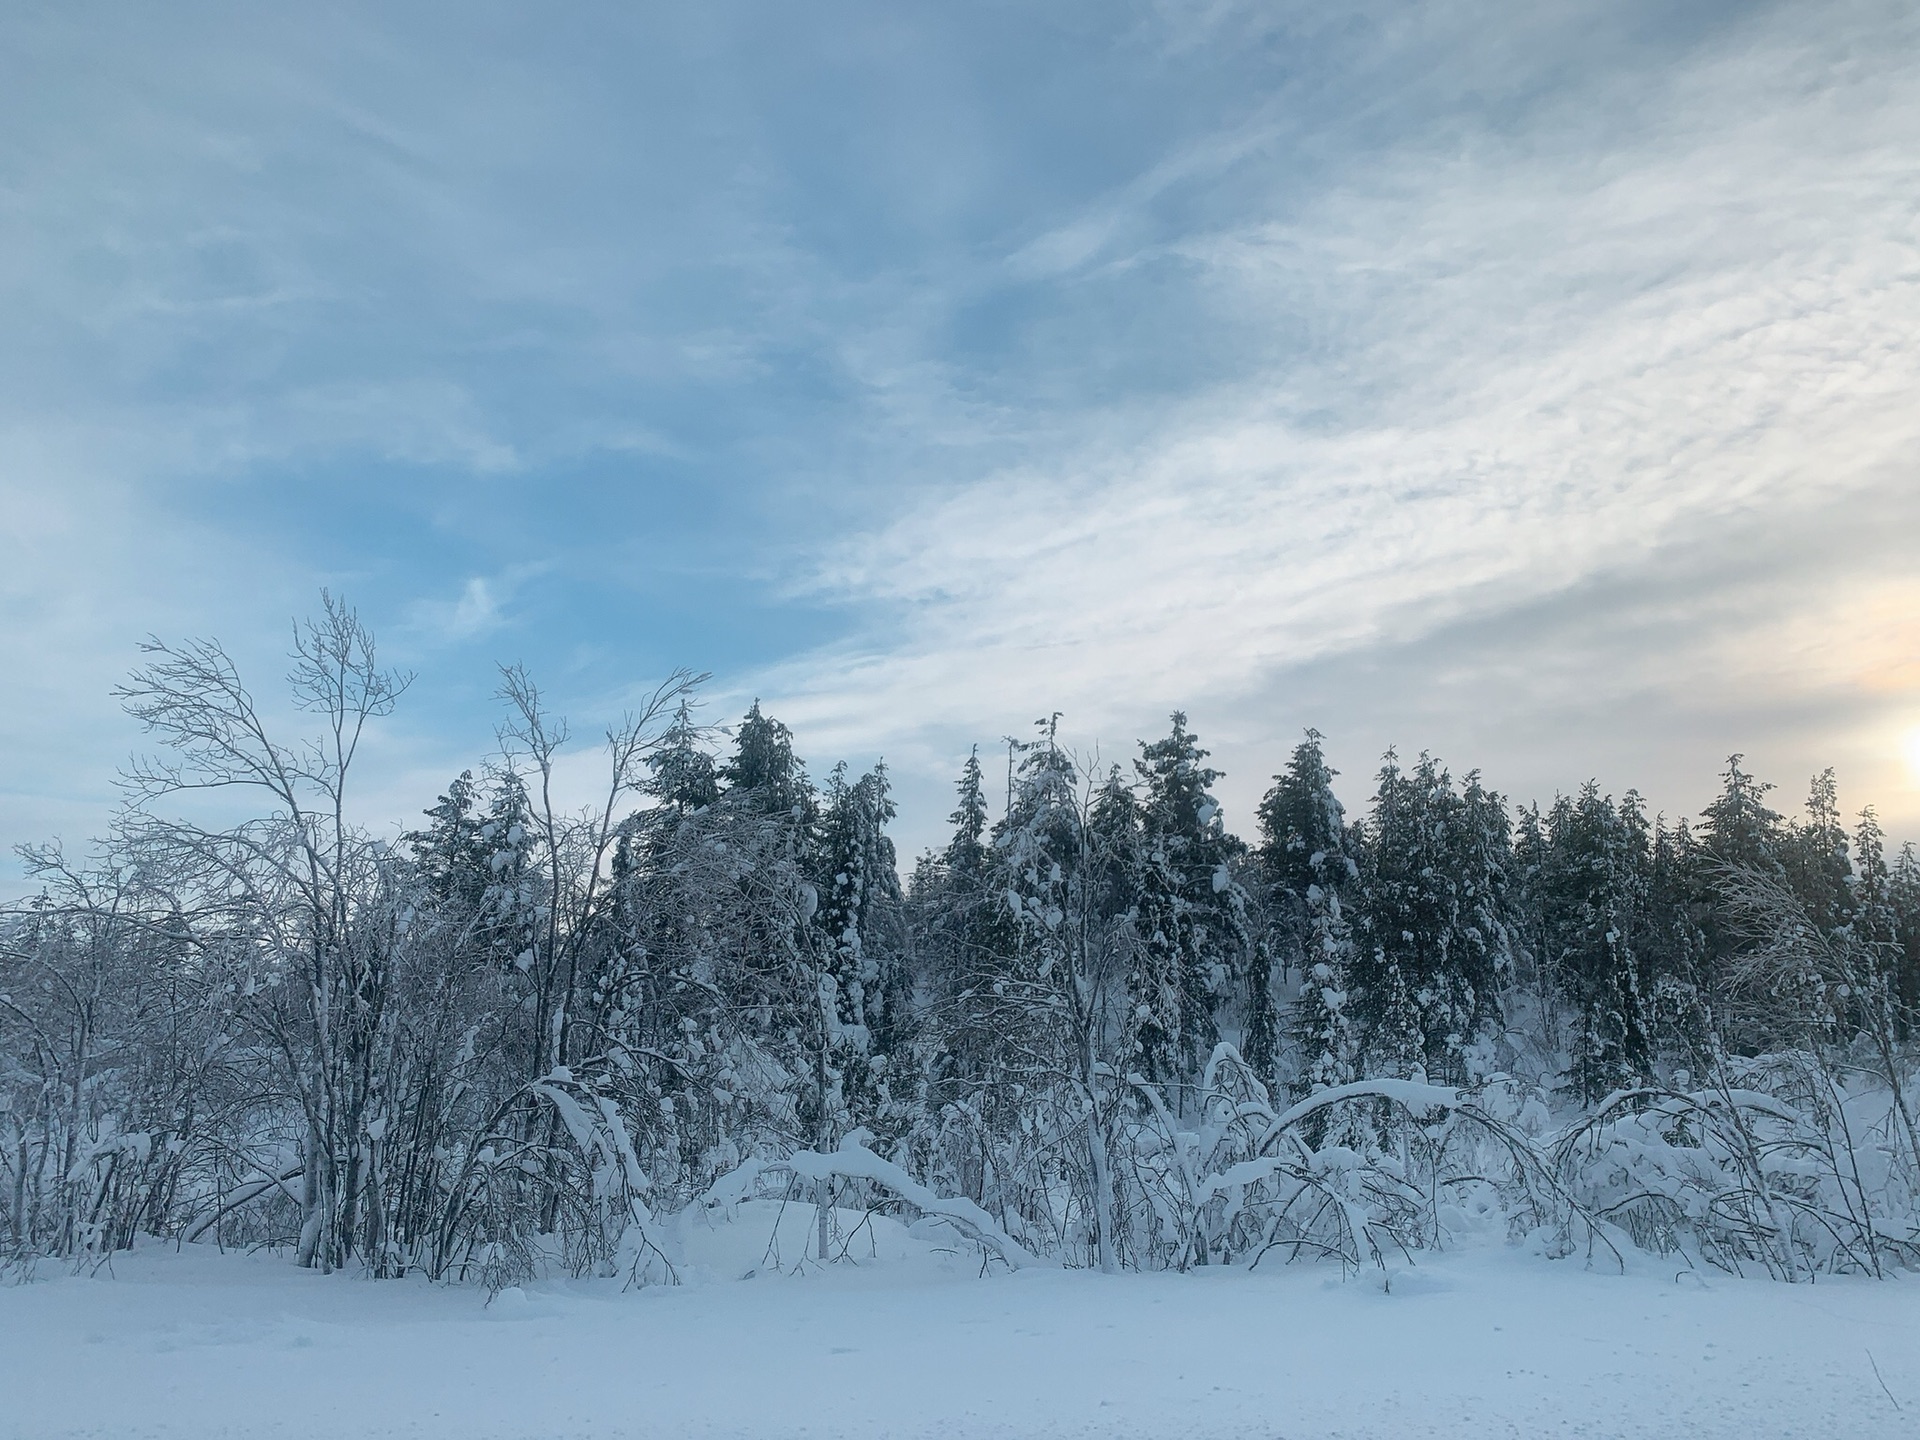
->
[[5, 598, 1919, 1290]]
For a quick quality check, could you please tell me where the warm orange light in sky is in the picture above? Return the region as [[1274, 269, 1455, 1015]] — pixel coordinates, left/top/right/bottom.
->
[[1904, 728, 1920, 788]]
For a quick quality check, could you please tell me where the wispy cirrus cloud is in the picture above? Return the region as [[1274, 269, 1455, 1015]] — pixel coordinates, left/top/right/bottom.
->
[[746, 0, 1920, 841], [3, 0, 1917, 878]]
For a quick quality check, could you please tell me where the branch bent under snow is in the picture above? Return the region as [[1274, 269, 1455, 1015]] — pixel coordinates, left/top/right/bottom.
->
[[704, 1135, 1054, 1271]]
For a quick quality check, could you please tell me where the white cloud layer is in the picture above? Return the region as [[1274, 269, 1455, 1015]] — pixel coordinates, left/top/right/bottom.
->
[[752, 0, 1920, 846], [3, 0, 1918, 878]]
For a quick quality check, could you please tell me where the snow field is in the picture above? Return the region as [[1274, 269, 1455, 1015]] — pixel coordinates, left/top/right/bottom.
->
[[2, 1203, 1915, 1440]]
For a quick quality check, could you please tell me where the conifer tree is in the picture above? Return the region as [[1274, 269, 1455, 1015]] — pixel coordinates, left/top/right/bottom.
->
[[946, 748, 990, 883], [1700, 755, 1786, 874], [649, 699, 720, 817], [407, 770, 489, 907], [1456, 769, 1519, 997], [1512, 800, 1551, 987], [1640, 815, 1712, 1050], [1697, 754, 1787, 996], [1535, 783, 1654, 1101], [915, 747, 1024, 1109], [1785, 770, 1853, 937], [952, 719, 1086, 1112], [936, 718, 1137, 1270], [477, 768, 540, 972], [1350, 752, 1512, 1082], [815, 761, 907, 1100], [1256, 731, 1357, 1091], [1129, 713, 1249, 1091], [1086, 764, 1143, 925], [722, 700, 816, 829], [995, 718, 1082, 969], [1887, 841, 1920, 1038], [1848, 808, 1905, 1038]]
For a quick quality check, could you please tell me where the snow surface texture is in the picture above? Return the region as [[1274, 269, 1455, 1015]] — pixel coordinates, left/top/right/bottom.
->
[[3, 1204, 1915, 1440]]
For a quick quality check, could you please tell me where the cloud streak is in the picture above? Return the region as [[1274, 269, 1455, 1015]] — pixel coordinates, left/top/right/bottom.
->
[[749, 0, 1920, 844], [3, 0, 1917, 877]]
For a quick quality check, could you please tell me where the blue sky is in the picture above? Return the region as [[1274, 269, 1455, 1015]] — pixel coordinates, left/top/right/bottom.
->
[[4, 0, 1919, 874]]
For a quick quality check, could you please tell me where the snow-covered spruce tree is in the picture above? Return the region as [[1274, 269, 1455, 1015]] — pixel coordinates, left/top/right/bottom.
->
[[492, 665, 705, 1084], [1532, 783, 1655, 1102], [416, 683, 859, 1283], [710, 701, 838, 1161], [406, 770, 490, 909], [998, 729, 1135, 1270], [1086, 764, 1144, 927], [911, 750, 997, 1080], [711, 700, 897, 1259], [722, 700, 818, 830], [398, 762, 548, 1204], [921, 720, 1138, 1270], [1256, 730, 1358, 1094], [948, 746, 991, 880], [578, 694, 735, 1184], [1847, 808, 1917, 1129], [1700, 755, 1787, 875], [1636, 814, 1713, 1059], [591, 736, 826, 1215], [587, 710, 744, 1185], [1349, 752, 1514, 1083], [711, 702, 825, 1024], [1455, 768, 1521, 1022], [1693, 754, 1787, 1008], [1851, 808, 1901, 977], [474, 767, 541, 976], [1687, 757, 1878, 1055], [1783, 769, 1854, 940], [1129, 714, 1250, 1097], [1892, 840, 1920, 1038], [814, 761, 911, 1141], [1508, 801, 1558, 1078], [420, 666, 706, 1280], [912, 746, 1033, 1205], [914, 747, 994, 948], [1682, 768, 1864, 1062], [648, 699, 721, 819]]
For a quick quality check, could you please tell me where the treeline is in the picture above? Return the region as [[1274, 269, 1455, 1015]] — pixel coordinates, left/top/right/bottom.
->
[[4, 601, 1917, 1281]]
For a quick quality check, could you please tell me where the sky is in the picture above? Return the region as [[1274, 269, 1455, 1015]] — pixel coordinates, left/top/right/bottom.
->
[[3, 0, 1919, 878]]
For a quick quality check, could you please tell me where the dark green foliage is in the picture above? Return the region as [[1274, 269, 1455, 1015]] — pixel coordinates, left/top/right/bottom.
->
[[1530, 784, 1655, 1101], [945, 748, 990, 882], [1348, 752, 1514, 1083], [816, 761, 910, 1125], [1783, 770, 1853, 937], [1641, 816, 1711, 1021], [945, 722, 1085, 1110], [1699, 755, 1785, 875], [989, 721, 1085, 989], [1130, 713, 1250, 1090], [407, 770, 489, 907], [1891, 841, 1920, 1038], [722, 700, 816, 827], [649, 701, 720, 816], [911, 748, 1026, 1115], [1849, 808, 1906, 1039], [1256, 731, 1357, 1091], [1257, 731, 1350, 896]]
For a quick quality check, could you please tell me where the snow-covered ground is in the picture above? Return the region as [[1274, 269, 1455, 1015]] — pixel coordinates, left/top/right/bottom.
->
[[3, 1203, 1915, 1439]]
